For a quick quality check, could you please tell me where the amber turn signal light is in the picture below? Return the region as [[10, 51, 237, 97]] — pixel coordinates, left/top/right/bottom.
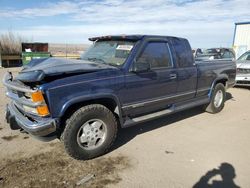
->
[[37, 105, 50, 116], [31, 91, 50, 116], [31, 91, 45, 102]]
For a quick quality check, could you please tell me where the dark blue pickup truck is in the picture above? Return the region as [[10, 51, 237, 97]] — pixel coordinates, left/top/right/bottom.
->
[[3, 35, 236, 160]]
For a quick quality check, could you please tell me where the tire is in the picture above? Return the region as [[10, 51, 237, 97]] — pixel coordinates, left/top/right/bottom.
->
[[62, 104, 118, 160], [205, 83, 226, 114]]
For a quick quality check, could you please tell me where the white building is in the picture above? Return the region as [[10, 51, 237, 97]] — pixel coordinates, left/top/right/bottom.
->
[[233, 22, 250, 59]]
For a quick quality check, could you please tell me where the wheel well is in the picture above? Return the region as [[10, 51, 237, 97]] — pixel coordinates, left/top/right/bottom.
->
[[215, 78, 227, 86], [58, 98, 120, 137], [63, 98, 118, 119]]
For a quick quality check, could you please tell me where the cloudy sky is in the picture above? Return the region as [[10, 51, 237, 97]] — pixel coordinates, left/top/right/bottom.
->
[[0, 0, 249, 48]]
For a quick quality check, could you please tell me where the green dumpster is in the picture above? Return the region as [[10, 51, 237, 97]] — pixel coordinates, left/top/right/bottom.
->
[[21, 52, 51, 65], [21, 42, 50, 65]]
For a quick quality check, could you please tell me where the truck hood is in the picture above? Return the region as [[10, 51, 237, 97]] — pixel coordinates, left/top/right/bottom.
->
[[236, 60, 250, 69], [16, 57, 116, 82]]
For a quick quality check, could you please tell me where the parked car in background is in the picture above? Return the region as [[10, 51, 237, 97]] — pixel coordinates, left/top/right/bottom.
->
[[195, 48, 235, 61], [235, 50, 250, 86], [192, 48, 202, 58]]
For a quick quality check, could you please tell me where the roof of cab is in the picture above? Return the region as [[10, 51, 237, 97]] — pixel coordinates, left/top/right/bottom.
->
[[88, 35, 184, 41]]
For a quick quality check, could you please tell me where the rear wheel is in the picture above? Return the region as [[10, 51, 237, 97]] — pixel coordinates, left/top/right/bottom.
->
[[205, 83, 226, 114], [62, 104, 118, 160]]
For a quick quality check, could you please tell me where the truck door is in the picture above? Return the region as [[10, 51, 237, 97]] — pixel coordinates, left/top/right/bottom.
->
[[121, 39, 178, 117]]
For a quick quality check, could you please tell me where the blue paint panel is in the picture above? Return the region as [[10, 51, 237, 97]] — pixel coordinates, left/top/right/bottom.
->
[[39, 35, 236, 128]]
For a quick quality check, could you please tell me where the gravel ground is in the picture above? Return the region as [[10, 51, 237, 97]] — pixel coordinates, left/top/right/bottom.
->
[[0, 67, 249, 188]]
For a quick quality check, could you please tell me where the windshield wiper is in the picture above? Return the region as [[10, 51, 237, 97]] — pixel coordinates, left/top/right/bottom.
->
[[87, 57, 117, 67], [87, 57, 107, 64]]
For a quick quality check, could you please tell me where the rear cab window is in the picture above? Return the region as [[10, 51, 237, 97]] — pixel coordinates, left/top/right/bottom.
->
[[171, 38, 194, 67]]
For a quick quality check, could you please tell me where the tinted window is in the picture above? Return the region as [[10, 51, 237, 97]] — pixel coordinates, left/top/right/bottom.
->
[[171, 38, 193, 67], [137, 42, 172, 69]]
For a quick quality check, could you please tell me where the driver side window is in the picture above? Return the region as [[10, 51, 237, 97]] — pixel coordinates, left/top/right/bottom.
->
[[137, 42, 172, 69]]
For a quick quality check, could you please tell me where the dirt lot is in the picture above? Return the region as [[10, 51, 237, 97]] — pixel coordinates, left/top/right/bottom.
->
[[0, 67, 250, 188]]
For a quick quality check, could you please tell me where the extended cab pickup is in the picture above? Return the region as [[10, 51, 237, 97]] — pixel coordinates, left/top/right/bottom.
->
[[3, 35, 236, 160]]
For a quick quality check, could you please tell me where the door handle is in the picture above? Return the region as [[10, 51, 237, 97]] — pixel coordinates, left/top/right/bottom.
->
[[170, 73, 177, 79]]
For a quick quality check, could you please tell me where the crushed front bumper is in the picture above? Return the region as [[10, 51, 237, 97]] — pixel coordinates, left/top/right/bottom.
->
[[3, 72, 57, 137], [6, 102, 56, 137]]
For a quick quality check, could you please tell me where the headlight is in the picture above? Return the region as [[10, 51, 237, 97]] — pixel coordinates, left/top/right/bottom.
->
[[23, 105, 38, 114], [24, 92, 31, 99], [23, 105, 50, 116], [23, 91, 50, 116]]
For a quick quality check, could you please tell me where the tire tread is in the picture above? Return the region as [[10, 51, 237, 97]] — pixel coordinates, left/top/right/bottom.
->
[[205, 83, 225, 114], [62, 104, 118, 160]]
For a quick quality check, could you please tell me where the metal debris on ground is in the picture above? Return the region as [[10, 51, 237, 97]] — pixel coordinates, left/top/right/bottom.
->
[[165, 150, 174, 154], [76, 174, 95, 186]]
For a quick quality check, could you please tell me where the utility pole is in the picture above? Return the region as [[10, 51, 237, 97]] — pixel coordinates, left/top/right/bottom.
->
[[0, 48, 2, 67], [66, 43, 68, 58]]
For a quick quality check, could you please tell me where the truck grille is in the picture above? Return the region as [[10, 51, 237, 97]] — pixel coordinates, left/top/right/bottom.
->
[[236, 80, 250, 85], [3, 72, 42, 114], [237, 68, 250, 74]]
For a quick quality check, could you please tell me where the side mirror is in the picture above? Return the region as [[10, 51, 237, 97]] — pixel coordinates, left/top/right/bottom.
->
[[132, 60, 151, 73]]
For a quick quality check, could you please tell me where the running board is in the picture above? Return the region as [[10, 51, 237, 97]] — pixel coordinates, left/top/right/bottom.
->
[[174, 97, 209, 112], [124, 108, 174, 127], [123, 97, 209, 127]]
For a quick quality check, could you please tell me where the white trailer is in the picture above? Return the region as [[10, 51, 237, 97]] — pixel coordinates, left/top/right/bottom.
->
[[233, 22, 250, 59]]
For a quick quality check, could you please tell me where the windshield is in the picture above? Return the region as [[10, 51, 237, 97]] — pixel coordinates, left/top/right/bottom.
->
[[197, 49, 218, 57], [238, 51, 250, 61], [81, 40, 135, 66]]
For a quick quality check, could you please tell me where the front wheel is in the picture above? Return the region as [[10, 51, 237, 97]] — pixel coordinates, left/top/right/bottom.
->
[[205, 83, 226, 114], [62, 104, 118, 160]]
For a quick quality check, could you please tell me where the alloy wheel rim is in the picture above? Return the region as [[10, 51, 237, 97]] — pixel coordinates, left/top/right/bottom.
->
[[214, 90, 223, 108], [77, 119, 107, 150]]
